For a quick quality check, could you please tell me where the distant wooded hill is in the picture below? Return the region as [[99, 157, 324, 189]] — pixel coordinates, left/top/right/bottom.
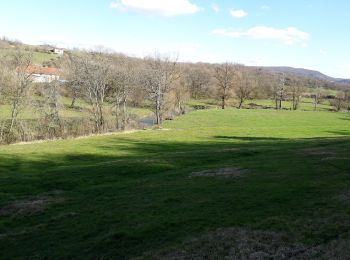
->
[[259, 66, 350, 85]]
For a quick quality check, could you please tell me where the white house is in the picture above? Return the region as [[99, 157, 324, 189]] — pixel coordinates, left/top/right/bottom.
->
[[53, 48, 64, 55], [25, 66, 60, 83]]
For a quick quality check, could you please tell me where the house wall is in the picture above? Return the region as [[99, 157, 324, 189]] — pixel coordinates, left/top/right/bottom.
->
[[31, 74, 60, 83], [54, 49, 64, 55]]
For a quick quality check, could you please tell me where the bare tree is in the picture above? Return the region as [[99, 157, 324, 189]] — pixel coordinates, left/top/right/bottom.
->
[[109, 56, 135, 130], [172, 78, 190, 115], [345, 89, 350, 112], [331, 91, 346, 112], [0, 59, 11, 141], [311, 80, 323, 111], [235, 66, 257, 109], [214, 62, 237, 109], [287, 77, 304, 110], [141, 54, 179, 125], [129, 84, 146, 107], [185, 67, 210, 99], [3, 50, 33, 133], [0, 60, 10, 102], [65, 53, 111, 133], [250, 69, 272, 100], [38, 80, 62, 138], [271, 73, 287, 110], [64, 53, 82, 108]]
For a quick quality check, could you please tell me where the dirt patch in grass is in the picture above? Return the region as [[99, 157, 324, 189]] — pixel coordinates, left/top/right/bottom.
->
[[321, 156, 348, 161], [190, 167, 249, 178], [152, 228, 307, 259], [300, 148, 336, 156], [336, 190, 350, 203], [0, 193, 64, 217], [220, 147, 239, 152], [151, 228, 350, 260]]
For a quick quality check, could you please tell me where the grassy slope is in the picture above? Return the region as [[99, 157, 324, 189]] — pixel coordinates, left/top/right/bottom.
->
[[0, 109, 350, 258], [0, 48, 56, 65]]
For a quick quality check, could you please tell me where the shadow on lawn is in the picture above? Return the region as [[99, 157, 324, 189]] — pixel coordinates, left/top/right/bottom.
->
[[0, 135, 350, 258], [339, 113, 350, 122], [328, 130, 350, 136], [213, 135, 286, 141]]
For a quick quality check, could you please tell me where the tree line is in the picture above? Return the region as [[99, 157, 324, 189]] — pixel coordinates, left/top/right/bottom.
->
[[0, 48, 349, 144]]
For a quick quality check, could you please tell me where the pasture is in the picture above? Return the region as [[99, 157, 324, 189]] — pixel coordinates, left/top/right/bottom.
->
[[1, 109, 350, 258]]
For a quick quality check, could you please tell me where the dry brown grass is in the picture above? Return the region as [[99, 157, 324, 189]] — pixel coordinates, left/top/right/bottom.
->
[[337, 190, 350, 203], [151, 228, 350, 260], [190, 167, 249, 178], [0, 193, 64, 217], [300, 147, 336, 156], [153, 228, 306, 259]]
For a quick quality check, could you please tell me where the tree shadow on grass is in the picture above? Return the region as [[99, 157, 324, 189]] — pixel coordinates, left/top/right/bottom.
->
[[213, 135, 286, 141], [340, 114, 350, 121], [0, 135, 350, 258], [328, 130, 350, 136]]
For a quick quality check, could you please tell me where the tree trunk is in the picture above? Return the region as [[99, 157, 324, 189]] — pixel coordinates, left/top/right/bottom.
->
[[70, 95, 76, 108], [279, 95, 282, 110], [292, 95, 296, 110], [156, 95, 161, 125], [314, 96, 317, 111], [9, 101, 19, 133], [274, 95, 278, 110], [221, 96, 225, 109], [238, 98, 243, 109], [122, 97, 127, 130], [115, 101, 120, 130], [97, 104, 104, 133]]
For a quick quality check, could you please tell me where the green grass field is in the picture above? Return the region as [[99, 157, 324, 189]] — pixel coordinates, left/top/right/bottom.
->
[[1, 109, 350, 258], [250, 98, 333, 111], [0, 48, 56, 65], [187, 97, 335, 112]]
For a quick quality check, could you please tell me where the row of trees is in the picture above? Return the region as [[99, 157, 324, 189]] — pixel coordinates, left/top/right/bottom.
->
[[0, 49, 349, 144], [64, 52, 182, 132], [0, 50, 184, 142], [186, 62, 349, 111]]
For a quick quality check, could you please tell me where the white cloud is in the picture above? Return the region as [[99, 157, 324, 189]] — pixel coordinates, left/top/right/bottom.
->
[[212, 26, 310, 45], [230, 9, 247, 18], [110, 0, 200, 16], [212, 4, 220, 13], [261, 5, 270, 10]]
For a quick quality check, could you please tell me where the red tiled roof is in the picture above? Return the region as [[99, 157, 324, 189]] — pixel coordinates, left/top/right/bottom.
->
[[25, 66, 59, 75]]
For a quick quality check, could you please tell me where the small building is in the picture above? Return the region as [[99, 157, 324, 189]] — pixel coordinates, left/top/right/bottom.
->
[[25, 66, 60, 83], [52, 48, 64, 55]]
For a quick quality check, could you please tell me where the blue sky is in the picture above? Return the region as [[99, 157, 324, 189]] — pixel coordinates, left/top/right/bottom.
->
[[0, 0, 349, 78]]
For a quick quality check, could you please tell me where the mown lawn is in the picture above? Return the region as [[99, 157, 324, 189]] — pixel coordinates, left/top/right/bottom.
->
[[0, 109, 350, 258]]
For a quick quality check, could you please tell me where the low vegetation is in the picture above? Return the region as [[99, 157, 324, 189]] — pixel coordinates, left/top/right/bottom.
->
[[1, 109, 350, 258]]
